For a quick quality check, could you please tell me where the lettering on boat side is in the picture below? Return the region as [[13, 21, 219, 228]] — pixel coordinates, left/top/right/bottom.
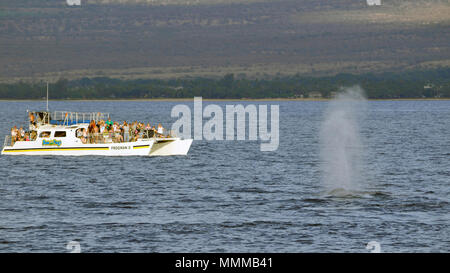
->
[[42, 139, 62, 147], [110, 146, 131, 150]]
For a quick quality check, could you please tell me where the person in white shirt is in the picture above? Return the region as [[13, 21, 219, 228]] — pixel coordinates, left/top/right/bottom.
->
[[11, 127, 17, 145], [157, 123, 164, 135]]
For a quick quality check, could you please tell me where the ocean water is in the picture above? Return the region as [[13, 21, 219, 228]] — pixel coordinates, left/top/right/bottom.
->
[[0, 100, 448, 252]]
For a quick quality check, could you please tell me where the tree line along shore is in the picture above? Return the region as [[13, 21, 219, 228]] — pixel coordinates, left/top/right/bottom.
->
[[0, 68, 449, 100]]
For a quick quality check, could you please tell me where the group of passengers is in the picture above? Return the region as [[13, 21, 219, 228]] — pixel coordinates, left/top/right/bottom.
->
[[10, 126, 36, 145], [9, 113, 168, 146], [10, 112, 44, 145], [77, 117, 167, 144]]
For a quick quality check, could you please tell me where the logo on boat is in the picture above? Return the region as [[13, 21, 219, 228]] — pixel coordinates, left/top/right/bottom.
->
[[42, 139, 62, 147]]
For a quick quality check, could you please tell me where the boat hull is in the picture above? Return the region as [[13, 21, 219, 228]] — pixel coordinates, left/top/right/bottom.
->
[[1, 140, 154, 156]]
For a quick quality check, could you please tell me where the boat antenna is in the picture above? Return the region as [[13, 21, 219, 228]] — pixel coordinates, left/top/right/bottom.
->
[[46, 81, 49, 112]]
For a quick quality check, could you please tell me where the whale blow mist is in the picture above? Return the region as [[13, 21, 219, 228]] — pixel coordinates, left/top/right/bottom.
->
[[319, 86, 367, 195]]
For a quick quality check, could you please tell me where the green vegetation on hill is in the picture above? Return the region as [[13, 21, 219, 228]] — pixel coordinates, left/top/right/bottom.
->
[[1, 1, 449, 79], [0, 68, 449, 99]]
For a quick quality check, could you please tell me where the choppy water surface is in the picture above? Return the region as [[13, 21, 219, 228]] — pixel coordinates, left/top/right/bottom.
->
[[0, 100, 448, 252]]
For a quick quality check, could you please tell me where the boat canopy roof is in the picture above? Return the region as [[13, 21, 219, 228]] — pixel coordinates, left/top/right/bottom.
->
[[29, 110, 110, 126]]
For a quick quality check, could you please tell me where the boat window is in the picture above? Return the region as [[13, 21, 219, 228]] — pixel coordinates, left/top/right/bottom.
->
[[54, 131, 66, 138], [75, 129, 83, 138], [39, 131, 51, 138]]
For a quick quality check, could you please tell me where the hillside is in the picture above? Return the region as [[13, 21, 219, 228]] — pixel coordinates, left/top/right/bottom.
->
[[0, 0, 449, 82]]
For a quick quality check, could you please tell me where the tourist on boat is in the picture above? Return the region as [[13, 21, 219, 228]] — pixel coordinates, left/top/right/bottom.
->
[[88, 120, 94, 131], [11, 127, 17, 145], [132, 124, 140, 141], [81, 128, 88, 144], [102, 127, 109, 143], [19, 127, 25, 141], [99, 123, 106, 134], [146, 126, 155, 138], [29, 112, 36, 126], [139, 125, 144, 140], [30, 131, 37, 141], [123, 122, 130, 142], [98, 123, 106, 143], [129, 122, 135, 141], [111, 122, 121, 143], [106, 117, 113, 130], [112, 122, 118, 133], [93, 124, 100, 144], [115, 128, 124, 143], [157, 123, 164, 135], [88, 120, 95, 141], [88, 121, 98, 143], [133, 123, 138, 136], [142, 123, 152, 138]]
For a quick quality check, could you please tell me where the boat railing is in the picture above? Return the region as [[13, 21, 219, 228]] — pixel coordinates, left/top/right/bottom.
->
[[3, 136, 11, 148], [142, 128, 176, 138], [28, 110, 110, 126], [78, 129, 172, 144], [167, 129, 177, 137], [51, 111, 110, 125], [79, 133, 127, 144], [79, 132, 149, 144]]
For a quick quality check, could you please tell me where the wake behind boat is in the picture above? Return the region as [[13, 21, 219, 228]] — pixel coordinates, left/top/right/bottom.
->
[[1, 110, 193, 156]]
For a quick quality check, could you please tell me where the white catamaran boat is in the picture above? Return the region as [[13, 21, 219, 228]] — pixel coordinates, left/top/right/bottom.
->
[[1, 110, 193, 156]]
